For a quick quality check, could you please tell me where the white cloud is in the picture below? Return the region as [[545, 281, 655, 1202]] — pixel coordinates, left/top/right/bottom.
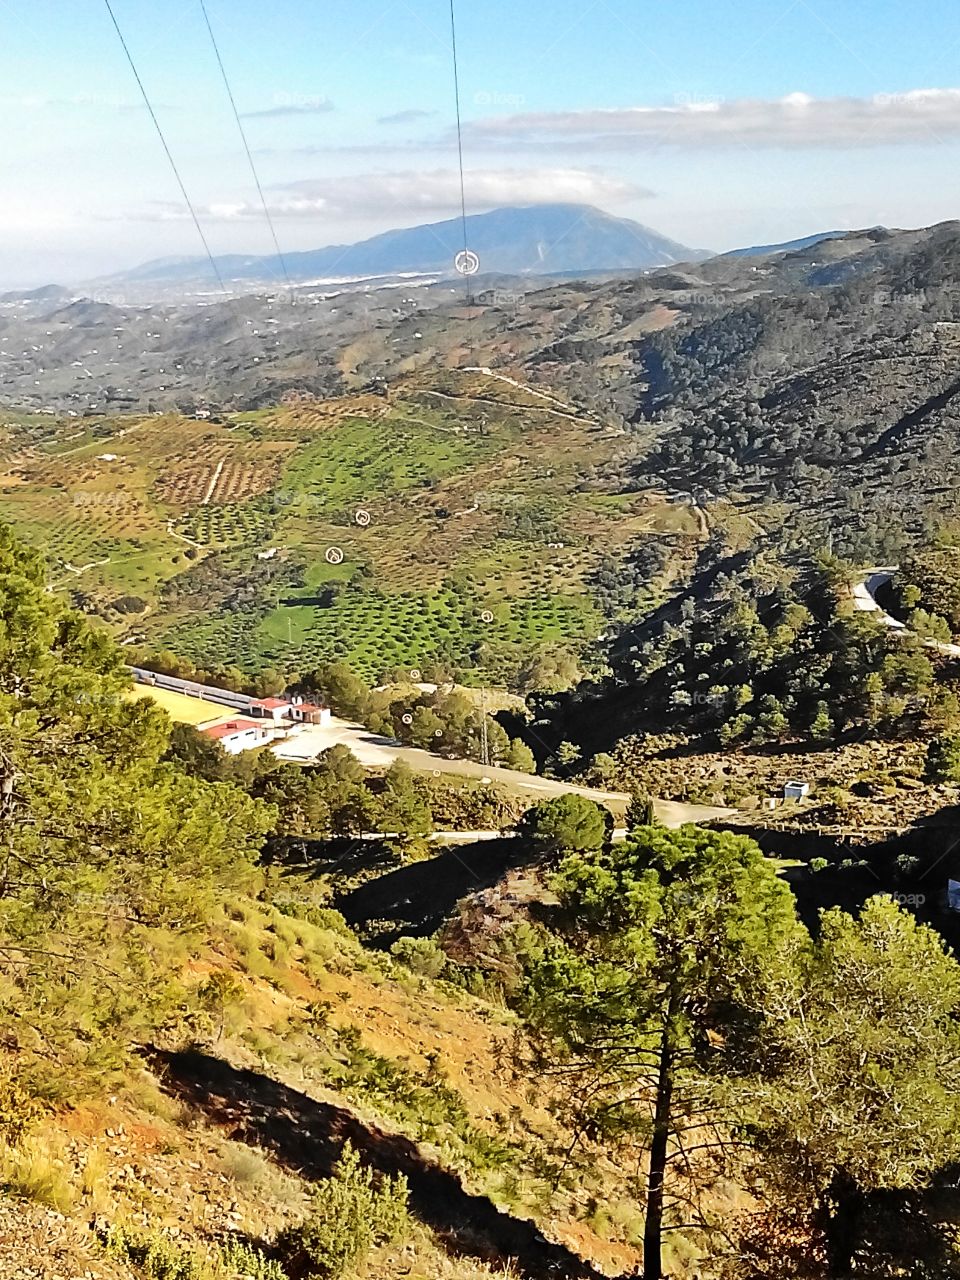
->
[[463, 89, 960, 151], [140, 167, 649, 222]]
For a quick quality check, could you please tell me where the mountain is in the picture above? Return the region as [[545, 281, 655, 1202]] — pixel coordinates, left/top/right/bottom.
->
[[107, 204, 708, 286], [0, 283, 71, 304], [721, 230, 856, 258]]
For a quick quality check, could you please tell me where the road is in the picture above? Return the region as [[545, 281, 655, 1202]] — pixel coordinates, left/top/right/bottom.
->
[[271, 715, 732, 826], [852, 565, 960, 657]]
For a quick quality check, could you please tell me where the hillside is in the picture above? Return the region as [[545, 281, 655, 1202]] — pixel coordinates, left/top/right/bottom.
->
[[0, 369, 702, 686]]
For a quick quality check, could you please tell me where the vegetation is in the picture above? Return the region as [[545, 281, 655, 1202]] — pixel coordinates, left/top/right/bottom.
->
[[540, 558, 960, 766], [276, 1143, 409, 1280], [469, 817, 960, 1278], [519, 826, 805, 1280]]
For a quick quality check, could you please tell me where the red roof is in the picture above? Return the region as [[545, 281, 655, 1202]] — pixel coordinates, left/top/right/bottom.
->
[[297, 702, 328, 714], [202, 718, 263, 741], [253, 697, 292, 709]]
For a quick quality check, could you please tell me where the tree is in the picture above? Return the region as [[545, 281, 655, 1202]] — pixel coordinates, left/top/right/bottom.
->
[[809, 700, 834, 742], [258, 765, 331, 839], [744, 897, 960, 1276], [379, 761, 432, 848], [555, 740, 582, 770], [925, 731, 960, 783], [521, 826, 807, 1280], [588, 752, 618, 786], [409, 705, 445, 751], [626, 790, 656, 829], [0, 525, 275, 1084], [315, 744, 365, 785], [164, 721, 229, 782], [303, 662, 371, 720], [519, 794, 610, 856], [504, 738, 536, 773]]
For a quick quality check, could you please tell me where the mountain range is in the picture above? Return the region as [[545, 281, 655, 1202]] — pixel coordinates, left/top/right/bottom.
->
[[103, 204, 708, 286]]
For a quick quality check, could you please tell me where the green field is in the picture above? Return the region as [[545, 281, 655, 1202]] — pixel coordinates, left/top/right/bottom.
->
[[0, 375, 702, 686]]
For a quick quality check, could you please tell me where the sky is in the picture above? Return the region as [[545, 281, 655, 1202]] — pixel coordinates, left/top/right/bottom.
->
[[4, 0, 960, 286]]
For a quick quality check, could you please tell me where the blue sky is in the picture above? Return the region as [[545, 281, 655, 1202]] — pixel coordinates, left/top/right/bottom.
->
[[4, 0, 960, 284]]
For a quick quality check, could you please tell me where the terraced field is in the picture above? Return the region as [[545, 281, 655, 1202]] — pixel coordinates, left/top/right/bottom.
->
[[0, 372, 703, 683]]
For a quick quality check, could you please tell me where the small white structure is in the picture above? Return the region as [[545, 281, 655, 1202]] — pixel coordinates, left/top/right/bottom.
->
[[250, 697, 294, 724], [256, 547, 278, 561], [202, 718, 269, 755], [289, 698, 331, 726], [249, 696, 331, 727], [783, 780, 811, 802]]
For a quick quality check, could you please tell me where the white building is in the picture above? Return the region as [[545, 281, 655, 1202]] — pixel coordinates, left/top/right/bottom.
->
[[201, 718, 270, 755], [783, 780, 811, 801]]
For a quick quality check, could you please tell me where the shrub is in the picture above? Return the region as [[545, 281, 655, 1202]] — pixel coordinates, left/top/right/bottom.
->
[[390, 935, 448, 979], [276, 1143, 409, 1279], [103, 1226, 207, 1280], [0, 1062, 44, 1143], [219, 1239, 286, 1280], [104, 1226, 286, 1280]]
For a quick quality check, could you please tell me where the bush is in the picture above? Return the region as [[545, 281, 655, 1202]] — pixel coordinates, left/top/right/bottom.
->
[[103, 1226, 206, 1280], [103, 1226, 286, 1280], [0, 1062, 44, 1143], [276, 1143, 409, 1279], [390, 935, 448, 979]]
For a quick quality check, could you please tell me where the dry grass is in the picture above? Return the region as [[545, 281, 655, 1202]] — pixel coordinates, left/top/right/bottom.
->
[[0, 1134, 75, 1211]]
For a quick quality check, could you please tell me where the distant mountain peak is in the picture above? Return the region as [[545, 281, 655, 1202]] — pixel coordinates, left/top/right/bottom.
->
[[107, 204, 709, 289]]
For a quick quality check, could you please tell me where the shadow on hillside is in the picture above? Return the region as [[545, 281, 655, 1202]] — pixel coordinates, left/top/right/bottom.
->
[[334, 837, 531, 945], [148, 1047, 607, 1280]]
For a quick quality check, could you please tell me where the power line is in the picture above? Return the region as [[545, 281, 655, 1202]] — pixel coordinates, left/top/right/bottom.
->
[[197, 0, 295, 296], [448, 0, 472, 299], [101, 0, 231, 300]]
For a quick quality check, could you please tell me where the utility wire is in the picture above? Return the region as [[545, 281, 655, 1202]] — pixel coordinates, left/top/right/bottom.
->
[[197, 0, 295, 296], [102, 0, 231, 299], [448, 0, 472, 299]]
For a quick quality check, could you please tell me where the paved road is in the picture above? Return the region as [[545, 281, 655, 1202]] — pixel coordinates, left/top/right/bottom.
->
[[852, 565, 960, 657], [271, 716, 733, 826]]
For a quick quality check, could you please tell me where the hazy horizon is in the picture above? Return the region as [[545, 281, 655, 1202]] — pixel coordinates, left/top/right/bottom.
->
[[4, 0, 960, 287]]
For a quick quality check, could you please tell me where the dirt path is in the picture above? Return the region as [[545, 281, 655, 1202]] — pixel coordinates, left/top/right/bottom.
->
[[201, 456, 226, 505], [852, 565, 960, 657], [273, 717, 632, 808]]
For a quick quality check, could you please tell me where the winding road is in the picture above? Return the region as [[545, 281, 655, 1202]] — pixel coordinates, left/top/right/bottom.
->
[[852, 565, 960, 657]]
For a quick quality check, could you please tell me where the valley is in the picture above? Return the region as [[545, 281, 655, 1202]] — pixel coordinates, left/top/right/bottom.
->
[[9, 215, 960, 1280]]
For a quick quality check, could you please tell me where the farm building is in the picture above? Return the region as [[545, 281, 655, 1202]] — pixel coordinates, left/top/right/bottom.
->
[[249, 696, 331, 726], [201, 718, 270, 755], [291, 699, 330, 725], [129, 668, 330, 727]]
